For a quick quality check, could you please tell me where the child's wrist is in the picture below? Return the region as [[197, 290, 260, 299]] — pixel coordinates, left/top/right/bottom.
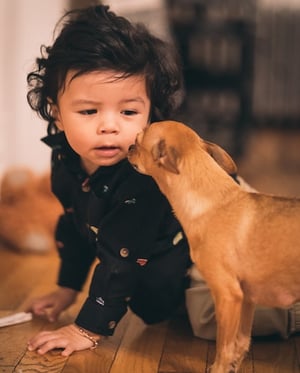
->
[[73, 324, 100, 349]]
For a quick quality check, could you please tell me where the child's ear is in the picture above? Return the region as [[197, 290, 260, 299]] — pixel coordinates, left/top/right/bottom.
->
[[49, 100, 63, 131]]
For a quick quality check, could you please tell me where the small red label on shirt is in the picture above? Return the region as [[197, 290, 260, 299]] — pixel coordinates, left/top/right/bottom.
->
[[136, 258, 148, 266]]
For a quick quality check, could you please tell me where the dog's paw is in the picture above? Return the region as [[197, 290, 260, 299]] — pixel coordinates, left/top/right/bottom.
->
[[208, 363, 238, 373]]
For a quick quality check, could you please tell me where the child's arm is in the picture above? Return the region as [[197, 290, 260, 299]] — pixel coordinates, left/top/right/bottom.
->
[[55, 213, 96, 291]]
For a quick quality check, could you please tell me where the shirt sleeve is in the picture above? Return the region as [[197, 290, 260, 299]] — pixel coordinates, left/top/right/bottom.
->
[[55, 211, 96, 291], [75, 178, 182, 336]]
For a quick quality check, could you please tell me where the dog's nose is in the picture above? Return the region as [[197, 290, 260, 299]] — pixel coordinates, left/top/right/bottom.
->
[[128, 144, 136, 153]]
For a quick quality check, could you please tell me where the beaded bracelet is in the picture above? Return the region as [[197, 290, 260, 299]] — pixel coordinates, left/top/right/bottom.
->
[[77, 327, 99, 350]]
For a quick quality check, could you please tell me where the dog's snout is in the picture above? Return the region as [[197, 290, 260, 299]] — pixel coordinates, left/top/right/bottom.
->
[[128, 144, 136, 153], [127, 144, 140, 172]]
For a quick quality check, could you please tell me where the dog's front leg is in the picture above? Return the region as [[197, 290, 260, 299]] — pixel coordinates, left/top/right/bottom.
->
[[233, 300, 255, 371], [209, 285, 243, 373]]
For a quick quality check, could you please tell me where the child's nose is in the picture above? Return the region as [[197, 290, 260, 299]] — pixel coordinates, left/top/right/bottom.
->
[[96, 118, 119, 134]]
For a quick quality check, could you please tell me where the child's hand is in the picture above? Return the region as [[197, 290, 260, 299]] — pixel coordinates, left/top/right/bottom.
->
[[27, 324, 100, 356], [26, 287, 78, 322]]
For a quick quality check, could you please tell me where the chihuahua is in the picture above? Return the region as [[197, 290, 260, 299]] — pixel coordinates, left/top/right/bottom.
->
[[128, 120, 300, 373]]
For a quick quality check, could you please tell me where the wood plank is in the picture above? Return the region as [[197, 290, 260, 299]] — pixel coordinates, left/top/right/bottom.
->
[[0, 317, 49, 367], [0, 246, 23, 279], [0, 368, 15, 373], [159, 313, 208, 373], [14, 349, 68, 373], [252, 336, 300, 373], [0, 252, 58, 310], [0, 254, 57, 369], [0, 252, 59, 369], [109, 312, 168, 373]]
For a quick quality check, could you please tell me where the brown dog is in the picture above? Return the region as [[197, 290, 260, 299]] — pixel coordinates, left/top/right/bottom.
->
[[128, 120, 300, 373]]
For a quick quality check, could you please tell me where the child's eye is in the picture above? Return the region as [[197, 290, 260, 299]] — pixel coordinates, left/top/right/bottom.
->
[[122, 110, 138, 116], [79, 109, 97, 115]]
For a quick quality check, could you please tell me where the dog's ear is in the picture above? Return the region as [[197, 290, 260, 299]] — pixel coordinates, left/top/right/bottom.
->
[[151, 139, 180, 174], [204, 141, 237, 175]]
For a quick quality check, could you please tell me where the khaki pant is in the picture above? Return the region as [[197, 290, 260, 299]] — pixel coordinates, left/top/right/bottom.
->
[[186, 265, 300, 340]]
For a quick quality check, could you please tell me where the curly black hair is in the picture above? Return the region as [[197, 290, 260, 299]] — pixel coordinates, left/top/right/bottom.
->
[[27, 5, 184, 134]]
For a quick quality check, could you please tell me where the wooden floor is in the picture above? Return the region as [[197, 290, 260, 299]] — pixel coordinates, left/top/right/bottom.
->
[[1, 127, 300, 373]]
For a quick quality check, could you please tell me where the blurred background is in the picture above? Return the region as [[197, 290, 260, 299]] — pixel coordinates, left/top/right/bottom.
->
[[1, 0, 300, 196]]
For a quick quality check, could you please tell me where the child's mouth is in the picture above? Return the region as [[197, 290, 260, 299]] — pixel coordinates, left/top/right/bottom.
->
[[94, 146, 120, 157]]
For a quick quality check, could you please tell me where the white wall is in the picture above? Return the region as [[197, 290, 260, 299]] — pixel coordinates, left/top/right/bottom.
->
[[0, 0, 68, 175]]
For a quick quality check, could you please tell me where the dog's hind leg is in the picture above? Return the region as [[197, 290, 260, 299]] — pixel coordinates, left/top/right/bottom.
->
[[209, 282, 244, 373]]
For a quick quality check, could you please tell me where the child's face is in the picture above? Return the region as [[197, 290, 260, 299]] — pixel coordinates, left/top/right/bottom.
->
[[53, 70, 151, 174]]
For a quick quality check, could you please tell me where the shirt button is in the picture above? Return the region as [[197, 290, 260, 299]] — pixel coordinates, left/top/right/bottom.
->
[[81, 178, 90, 192], [108, 321, 116, 330], [173, 231, 183, 245], [56, 240, 64, 249], [120, 247, 129, 258]]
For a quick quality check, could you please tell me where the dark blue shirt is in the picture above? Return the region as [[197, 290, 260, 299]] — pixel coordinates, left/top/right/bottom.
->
[[42, 132, 191, 336]]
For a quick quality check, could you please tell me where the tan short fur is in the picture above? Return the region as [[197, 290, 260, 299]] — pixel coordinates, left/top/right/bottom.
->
[[128, 120, 300, 373]]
